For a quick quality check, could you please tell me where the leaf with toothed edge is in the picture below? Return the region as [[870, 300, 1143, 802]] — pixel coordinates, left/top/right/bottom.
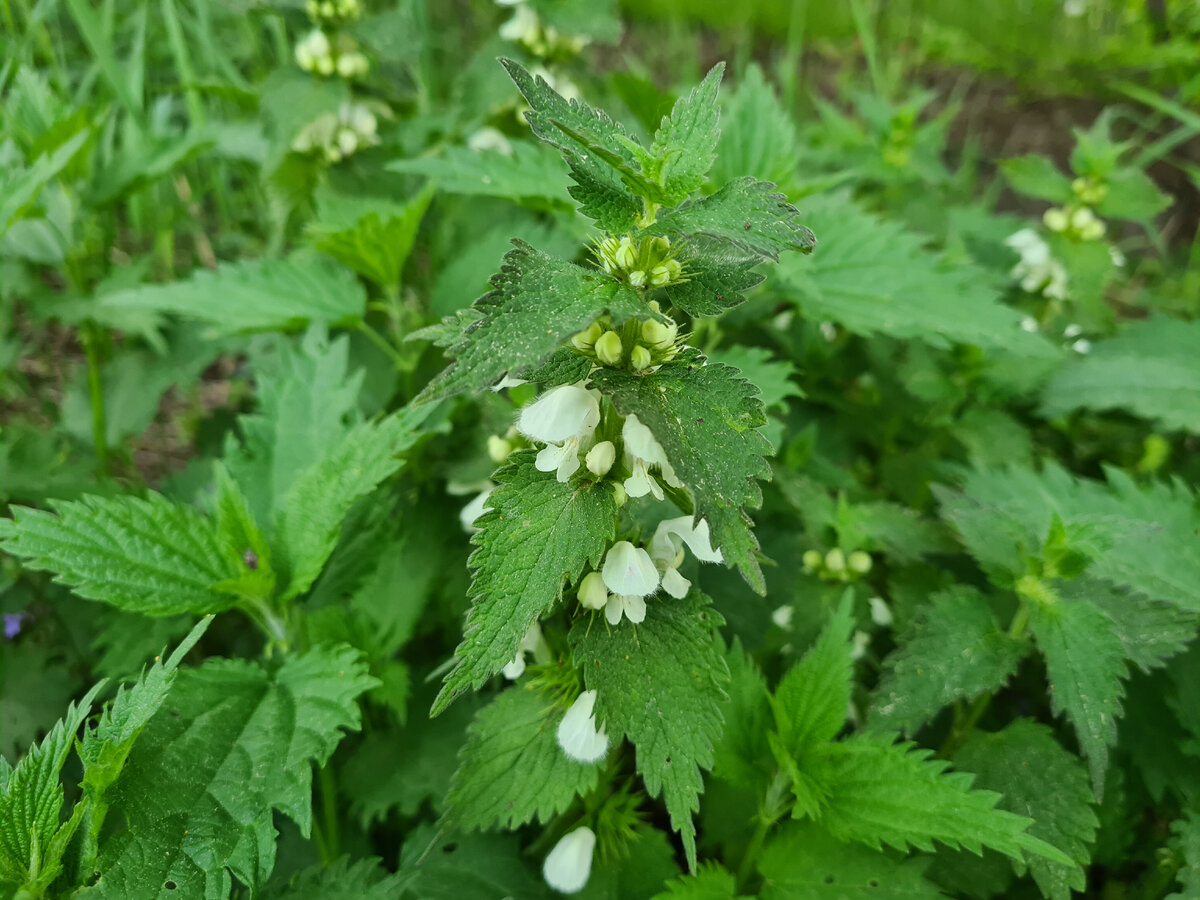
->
[[431, 452, 617, 715], [589, 349, 773, 592], [410, 240, 652, 405]]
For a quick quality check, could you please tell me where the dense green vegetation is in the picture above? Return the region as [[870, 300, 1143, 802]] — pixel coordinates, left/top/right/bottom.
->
[[1, 1, 1197, 897]]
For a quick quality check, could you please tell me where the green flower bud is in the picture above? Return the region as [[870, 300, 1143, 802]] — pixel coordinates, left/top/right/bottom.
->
[[611, 481, 627, 507], [595, 330, 623, 366], [1043, 208, 1068, 232], [585, 440, 616, 477], [825, 548, 846, 573], [572, 321, 602, 351], [664, 258, 682, 280], [802, 549, 823, 572], [649, 265, 672, 286], [1079, 220, 1105, 241], [1070, 207, 1097, 230], [630, 344, 653, 371], [848, 551, 873, 574], [615, 236, 637, 270], [641, 318, 676, 348], [652, 235, 671, 255], [628, 269, 647, 288]]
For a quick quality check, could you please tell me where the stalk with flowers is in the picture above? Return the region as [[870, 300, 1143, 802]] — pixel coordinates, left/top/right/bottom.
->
[[419, 59, 813, 887]]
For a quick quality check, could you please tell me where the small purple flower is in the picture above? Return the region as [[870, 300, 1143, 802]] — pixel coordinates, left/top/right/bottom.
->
[[3, 613, 24, 640]]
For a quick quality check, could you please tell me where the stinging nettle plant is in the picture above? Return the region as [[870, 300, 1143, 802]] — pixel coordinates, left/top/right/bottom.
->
[[413, 60, 1072, 888]]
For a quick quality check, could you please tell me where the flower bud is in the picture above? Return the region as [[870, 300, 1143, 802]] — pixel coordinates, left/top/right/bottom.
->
[[664, 258, 682, 280], [649, 264, 672, 286], [316, 55, 335, 76], [652, 235, 671, 254], [336, 128, 358, 157], [595, 330, 623, 366], [868, 596, 892, 626], [630, 344, 652, 371], [572, 321, 602, 352], [825, 548, 846, 573], [1043, 208, 1068, 232], [628, 269, 647, 288], [1072, 177, 1087, 196], [487, 435, 513, 463], [611, 481, 627, 507], [641, 318, 676, 348], [615, 236, 637, 270], [585, 441, 616, 477], [578, 572, 608, 610], [848, 550, 873, 574], [543, 827, 596, 894], [1079, 220, 1105, 241], [802, 549, 823, 572], [1070, 207, 1097, 231]]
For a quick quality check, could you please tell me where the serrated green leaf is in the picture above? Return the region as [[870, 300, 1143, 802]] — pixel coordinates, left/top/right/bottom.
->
[[999, 156, 1072, 203], [1066, 578, 1196, 673], [711, 640, 772, 791], [0, 129, 89, 235], [816, 734, 1067, 864], [261, 856, 406, 900], [0, 683, 103, 892], [1028, 591, 1127, 796], [651, 862, 740, 900], [711, 65, 800, 195], [388, 143, 572, 210], [590, 349, 772, 591], [85, 645, 375, 897], [774, 192, 1053, 355], [445, 686, 601, 831], [213, 462, 276, 602], [395, 824, 553, 900], [706, 347, 801, 411], [225, 328, 365, 528], [565, 156, 644, 232], [647, 177, 815, 261], [955, 721, 1097, 900], [1166, 810, 1200, 900], [571, 591, 730, 870], [1097, 168, 1172, 222], [514, 345, 594, 387], [869, 587, 1027, 736], [433, 453, 617, 714], [99, 255, 367, 334], [413, 241, 649, 404], [1039, 316, 1200, 434], [1, 492, 241, 617], [937, 465, 1200, 612], [758, 821, 946, 900], [773, 594, 855, 757], [275, 407, 427, 600], [651, 63, 724, 204], [0, 643, 79, 762], [308, 185, 435, 289], [660, 244, 765, 316]]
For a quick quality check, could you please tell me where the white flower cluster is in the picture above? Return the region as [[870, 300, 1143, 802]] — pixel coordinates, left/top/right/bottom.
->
[[1043, 205, 1105, 242], [294, 28, 369, 79], [291, 101, 379, 163], [496, 0, 588, 60], [1005, 228, 1069, 301]]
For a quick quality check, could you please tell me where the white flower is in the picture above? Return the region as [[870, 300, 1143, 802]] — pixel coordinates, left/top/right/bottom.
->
[[517, 383, 600, 482], [601, 541, 659, 596], [850, 629, 871, 661], [1020, 316, 1039, 333], [459, 486, 494, 533], [771, 604, 794, 630], [556, 690, 608, 763], [868, 596, 893, 627], [1005, 228, 1069, 300], [543, 826, 596, 894], [585, 441, 615, 478], [621, 414, 682, 501], [502, 621, 550, 679], [604, 593, 646, 625], [295, 29, 331, 71], [467, 126, 513, 156], [649, 516, 723, 599], [499, 3, 539, 42], [1072, 338, 1092, 355], [578, 572, 608, 610]]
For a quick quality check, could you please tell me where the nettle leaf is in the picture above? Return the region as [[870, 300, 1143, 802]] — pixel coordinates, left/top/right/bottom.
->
[[388, 143, 572, 210], [225, 327, 364, 528], [0, 492, 241, 617], [659, 243, 765, 317], [99, 255, 367, 334], [590, 349, 772, 591], [758, 821, 945, 900], [513, 345, 594, 388], [0, 129, 89, 235], [711, 640, 773, 791], [999, 156, 1072, 203], [0, 683, 103, 893], [955, 721, 1098, 900], [646, 177, 815, 262], [651, 862, 739, 900], [869, 587, 1028, 736], [816, 734, 1068, 865], [706, 346, 801, 412], [308, 185, 435, 289], [86, 645, 375, 897], [1166, 810, 1200, 900], [275, 407, 427, 600], [261, 855, 406, 900], [1077, 579, 1197, 673], [565, 157, 643, 232], [650, 62, 724, 205], [445, 686, 601, 831], [937, 465, 1200, 612], [711, 64, 800, 195], [773, 595, 855, 758], [433, 452, 617, 714], [1028, 590, 1127, 796], [413, 241, 650, 405], [571, 590, 730, 871], [1040, 315, 1200, 434], [774, 192, 1052, 355], [395, 824, 554, 899]]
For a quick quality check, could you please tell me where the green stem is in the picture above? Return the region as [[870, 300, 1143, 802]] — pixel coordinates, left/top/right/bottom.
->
[[736, 772, 790, 891], [736, 813, 773, 890], [316, 763, 341, 863], [357, 320, 406, 370], [81, 322, 109, 476]]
